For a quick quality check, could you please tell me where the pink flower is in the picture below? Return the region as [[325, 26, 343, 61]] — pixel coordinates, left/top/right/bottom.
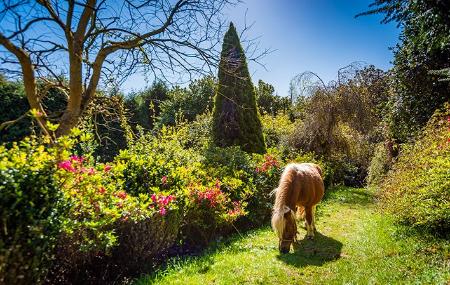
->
[[161, 176, 167, 185], [159, 207, 167, 216], [87, 167, 96, 175], [104, 165, 112, 172], [116, 191, 127, 200], [151, 194, 157, 202], [58, 160, 76, 172], [70, 155, 83, 163]]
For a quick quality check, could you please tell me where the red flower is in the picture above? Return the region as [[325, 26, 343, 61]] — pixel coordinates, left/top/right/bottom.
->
[[151, 194, 157, 202], [58, 160, 76, 172], [98, 187, 106, 194], [104, 165, 112, 172], [116, 191, 127, 200]]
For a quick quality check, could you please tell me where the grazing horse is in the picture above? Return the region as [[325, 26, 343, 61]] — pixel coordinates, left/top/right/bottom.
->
[[271, 163, 324, 253]]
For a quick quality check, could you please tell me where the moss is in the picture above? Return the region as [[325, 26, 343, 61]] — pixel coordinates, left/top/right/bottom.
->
[[212, 22, 266, 154]]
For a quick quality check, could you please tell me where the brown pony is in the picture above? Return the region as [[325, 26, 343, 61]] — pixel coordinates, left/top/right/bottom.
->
[[271, 163, 324, 253]]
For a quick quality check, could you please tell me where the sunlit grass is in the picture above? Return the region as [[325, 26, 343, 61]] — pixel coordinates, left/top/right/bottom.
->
[[136, 187, 450, 284]]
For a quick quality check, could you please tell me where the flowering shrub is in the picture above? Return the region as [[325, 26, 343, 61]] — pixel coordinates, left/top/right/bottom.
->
[[0, 120, 330, 283], [181, 180, 247, 245], [255, 154, 280, 173], [380, 105, 450, 237]]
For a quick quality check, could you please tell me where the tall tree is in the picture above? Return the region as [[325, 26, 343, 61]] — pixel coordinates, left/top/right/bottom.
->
[[0, 0, 234, 137], [255, 80, 290, 116], [358, 0, 450, 141], [212, 22, 265, 153]]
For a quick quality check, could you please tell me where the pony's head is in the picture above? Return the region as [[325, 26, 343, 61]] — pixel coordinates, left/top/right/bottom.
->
[[271, 205, 297, 254]]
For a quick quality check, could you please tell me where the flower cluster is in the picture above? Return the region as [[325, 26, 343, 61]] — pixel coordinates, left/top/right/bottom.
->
[[255, 154, 279, 173], [191, 181, 224, 208], [150, 193, 176, 216], [58, 155, 113, 176]]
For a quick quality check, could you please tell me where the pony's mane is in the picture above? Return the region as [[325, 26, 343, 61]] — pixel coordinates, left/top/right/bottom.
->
[[271, 164, 298, 237]]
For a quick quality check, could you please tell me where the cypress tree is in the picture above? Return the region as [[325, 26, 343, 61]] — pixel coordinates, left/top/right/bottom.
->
[[212, 22, 266, 153]]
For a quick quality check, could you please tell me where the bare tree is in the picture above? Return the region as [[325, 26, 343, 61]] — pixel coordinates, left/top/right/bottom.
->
[[0, 0, 235, 137]]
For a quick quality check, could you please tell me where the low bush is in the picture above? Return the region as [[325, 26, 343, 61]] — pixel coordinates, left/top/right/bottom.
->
[[0, 137, 66, 284], [380, 104, 450, 237]]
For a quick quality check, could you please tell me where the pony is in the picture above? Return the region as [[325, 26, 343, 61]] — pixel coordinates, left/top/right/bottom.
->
[[271, 163, 324, 253]]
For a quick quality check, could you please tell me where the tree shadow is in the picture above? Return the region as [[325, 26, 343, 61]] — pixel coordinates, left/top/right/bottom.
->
[[276, 232, 343, 267]]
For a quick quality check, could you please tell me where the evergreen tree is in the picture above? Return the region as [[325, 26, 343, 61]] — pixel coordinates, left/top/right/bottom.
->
[[212, 23, 266, 153]]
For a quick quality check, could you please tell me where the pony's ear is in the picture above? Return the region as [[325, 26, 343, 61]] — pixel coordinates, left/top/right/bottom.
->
[[282, 205, 291, 214]]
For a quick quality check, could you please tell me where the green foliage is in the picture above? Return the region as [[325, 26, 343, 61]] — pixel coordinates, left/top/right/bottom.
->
[[125, 80, 169, 131], [260, 113, 297, 149], [255, 80, 290, 116], [0, 77, 33, 143], [367, 142, 392, 186], [157, 76, 216, 127], [380, 105, 450, 236], [212, 23, 266, 154], [0, 136, 67, 284], [361, 0, 450, 141]]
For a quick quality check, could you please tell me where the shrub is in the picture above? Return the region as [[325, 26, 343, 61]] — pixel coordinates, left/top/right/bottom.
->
[[380, 104, 450, 237], [0, 136, 66, 284], [48, 129, 182, 283], [260, 113, 297, 149]]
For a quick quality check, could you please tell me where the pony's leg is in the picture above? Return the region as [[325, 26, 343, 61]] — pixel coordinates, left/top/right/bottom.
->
[[312, 205, 317, 231], [304, 206, 314, 238]]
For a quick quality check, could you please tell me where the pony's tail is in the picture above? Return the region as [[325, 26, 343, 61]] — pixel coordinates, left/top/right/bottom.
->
[[271, 165, 298, 237]]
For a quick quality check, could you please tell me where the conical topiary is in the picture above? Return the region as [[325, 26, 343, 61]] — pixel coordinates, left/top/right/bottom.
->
[[212, 22, 266, 153]]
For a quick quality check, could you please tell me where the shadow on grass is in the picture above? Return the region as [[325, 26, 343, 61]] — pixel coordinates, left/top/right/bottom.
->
[[277, 232, 343, 267]]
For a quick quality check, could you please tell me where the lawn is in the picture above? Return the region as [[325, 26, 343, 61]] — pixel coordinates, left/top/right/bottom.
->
[[136, 187, 449, 284]]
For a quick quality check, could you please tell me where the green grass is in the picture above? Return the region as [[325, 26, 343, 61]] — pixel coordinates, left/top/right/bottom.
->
[[136, 187, 450, 284]]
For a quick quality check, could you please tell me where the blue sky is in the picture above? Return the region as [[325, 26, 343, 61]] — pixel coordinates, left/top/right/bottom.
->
[[123, 0, 400, 97]]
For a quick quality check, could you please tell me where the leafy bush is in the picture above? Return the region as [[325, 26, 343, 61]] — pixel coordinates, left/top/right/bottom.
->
[[0, 136, 66, 284], [260, 113, 297, 149], [380, 104, 450, 237], [367, 142, 392, 186]]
